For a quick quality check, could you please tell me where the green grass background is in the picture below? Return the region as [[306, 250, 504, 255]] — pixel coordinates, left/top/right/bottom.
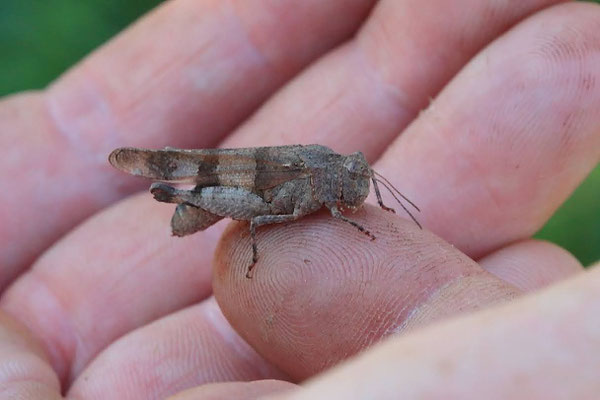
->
[[1, 0, 598, 265]]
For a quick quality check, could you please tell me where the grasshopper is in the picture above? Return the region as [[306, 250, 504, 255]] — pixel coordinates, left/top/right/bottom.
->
[[109, 144, 420, 278]]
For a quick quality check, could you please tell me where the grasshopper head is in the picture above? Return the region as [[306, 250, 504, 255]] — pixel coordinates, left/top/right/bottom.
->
[[340, 151, 371, 208]]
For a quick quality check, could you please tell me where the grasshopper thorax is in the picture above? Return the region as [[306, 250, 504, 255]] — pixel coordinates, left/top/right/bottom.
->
[[340, 151, 371, 209]]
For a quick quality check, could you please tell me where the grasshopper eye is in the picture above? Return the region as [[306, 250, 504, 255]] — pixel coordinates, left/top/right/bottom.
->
[[345, 159, 368, 178]]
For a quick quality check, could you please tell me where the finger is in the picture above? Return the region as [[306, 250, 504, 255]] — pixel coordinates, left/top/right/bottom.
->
[[479, 239, 583, 291], [67, 298, 288, 399], [47, 0, 375, 153], [277, 263, 600, 400], [169, 380, 296, 400], [213, 206, 521, 380], [0, 311, 61, 399], [1, 193, 218, 383], [374, 2, 600, 258], [225, 0, 564, 155], [0, 0, 374, 285]]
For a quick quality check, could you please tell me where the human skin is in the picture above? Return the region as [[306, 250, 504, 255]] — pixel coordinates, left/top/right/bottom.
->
[[1, 0, 599, 399]]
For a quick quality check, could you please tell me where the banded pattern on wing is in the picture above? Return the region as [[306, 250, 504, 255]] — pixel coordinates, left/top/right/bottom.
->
[[109, 146, 312, 191]]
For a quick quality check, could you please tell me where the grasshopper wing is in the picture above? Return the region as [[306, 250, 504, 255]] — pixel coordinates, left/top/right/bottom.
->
[[109, 146, 309, 190]]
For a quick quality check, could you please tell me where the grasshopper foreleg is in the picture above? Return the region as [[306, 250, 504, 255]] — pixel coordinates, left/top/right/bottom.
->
[[328, 204, 376, 241]]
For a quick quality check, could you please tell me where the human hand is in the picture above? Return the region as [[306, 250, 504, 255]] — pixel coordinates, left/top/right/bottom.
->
[[1, 1, 599, 399]]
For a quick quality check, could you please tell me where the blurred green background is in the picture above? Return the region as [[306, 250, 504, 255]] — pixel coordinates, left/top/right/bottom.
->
[[1, 0, 598, 265]]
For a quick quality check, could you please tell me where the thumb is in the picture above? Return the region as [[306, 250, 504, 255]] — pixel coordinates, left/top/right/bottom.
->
[[213, 205, 520, 380]]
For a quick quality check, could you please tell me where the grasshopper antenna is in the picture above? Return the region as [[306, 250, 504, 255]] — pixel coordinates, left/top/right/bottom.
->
[[373, 170, 420, 211], [371, 170, 422, 229]]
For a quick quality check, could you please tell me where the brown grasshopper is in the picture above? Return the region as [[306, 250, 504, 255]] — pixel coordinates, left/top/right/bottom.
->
[[109, 144, 420, 278]]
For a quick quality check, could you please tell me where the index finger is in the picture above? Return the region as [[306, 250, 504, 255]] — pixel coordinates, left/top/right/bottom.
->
[[374, 3, 600, 258]]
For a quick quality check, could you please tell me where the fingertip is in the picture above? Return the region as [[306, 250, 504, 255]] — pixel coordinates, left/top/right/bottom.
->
[[479, 239, 584, 292], [212, 206, 518, 379]]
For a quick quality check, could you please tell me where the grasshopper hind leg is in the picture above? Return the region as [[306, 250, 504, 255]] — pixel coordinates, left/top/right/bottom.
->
[[149, 183, 223, 236], [171, 204, 223, 236]]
